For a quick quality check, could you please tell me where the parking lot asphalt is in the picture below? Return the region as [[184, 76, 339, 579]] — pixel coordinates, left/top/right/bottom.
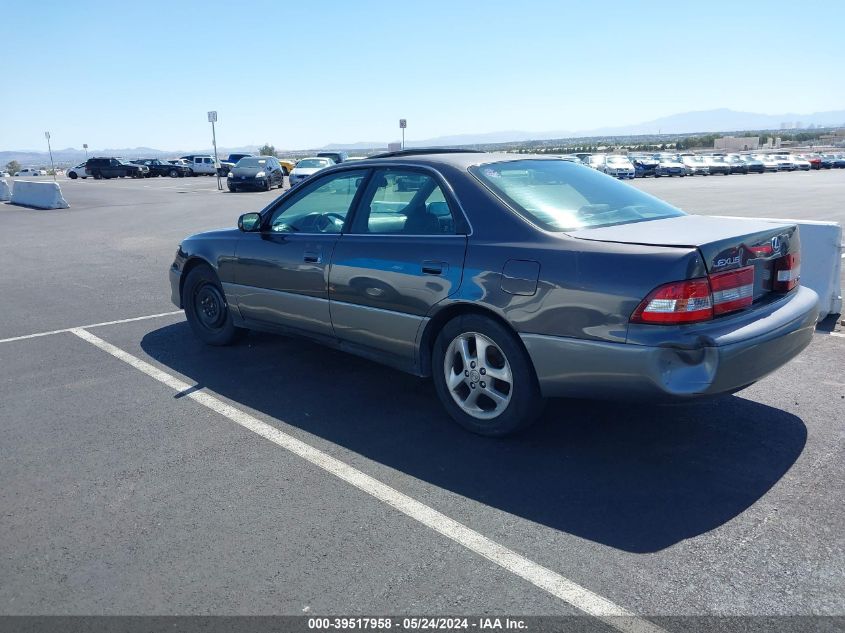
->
[[1, 172, 843, 627]]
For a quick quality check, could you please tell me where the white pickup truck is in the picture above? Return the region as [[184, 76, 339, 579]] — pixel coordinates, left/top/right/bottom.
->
[[182, 155, 218, 176]]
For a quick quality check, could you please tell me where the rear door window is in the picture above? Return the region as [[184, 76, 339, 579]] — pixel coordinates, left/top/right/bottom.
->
[[350, 169, 457, 235]]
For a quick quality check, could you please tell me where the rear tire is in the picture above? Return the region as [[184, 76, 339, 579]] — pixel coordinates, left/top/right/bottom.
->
[[183, 266, 244, 346], [169, 169, 178, 178], [432, 314, 545, 436]]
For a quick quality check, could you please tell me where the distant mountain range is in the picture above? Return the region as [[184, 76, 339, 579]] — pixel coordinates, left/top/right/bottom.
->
[[320, 108, 845, 150], [4, 109, 844, 166], [0, 145, 262, 168]]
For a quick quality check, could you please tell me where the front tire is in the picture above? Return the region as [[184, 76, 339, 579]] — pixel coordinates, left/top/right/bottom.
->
[[169, 169, 178, 178], [69, 172, 78, 179], [183, 266, 244, 346], [432, 314, 545, 436]]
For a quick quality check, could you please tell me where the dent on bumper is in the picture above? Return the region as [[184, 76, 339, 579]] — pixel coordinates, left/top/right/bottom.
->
[[522, 287, 819, 399]]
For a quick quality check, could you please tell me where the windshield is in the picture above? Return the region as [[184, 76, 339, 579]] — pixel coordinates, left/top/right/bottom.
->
[[607, 156, 628, 163], [471, 160, 685, 231], [297, 159, 329, 168], [236, 158, 268, 168]]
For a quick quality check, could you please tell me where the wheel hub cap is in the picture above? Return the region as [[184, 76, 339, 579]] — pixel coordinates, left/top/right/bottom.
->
[[444, 332, 513, 421]]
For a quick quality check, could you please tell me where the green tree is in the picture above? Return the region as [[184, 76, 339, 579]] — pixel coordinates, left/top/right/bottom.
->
[[258, 144, 276, 156], [5, 160, 20, 175]]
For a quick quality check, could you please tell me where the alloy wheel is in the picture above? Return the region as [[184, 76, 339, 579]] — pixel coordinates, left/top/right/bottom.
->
[[443, 332, 513, 420]]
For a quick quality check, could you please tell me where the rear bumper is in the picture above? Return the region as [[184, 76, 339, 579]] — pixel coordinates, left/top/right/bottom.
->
[[521, 286, 819, 400]]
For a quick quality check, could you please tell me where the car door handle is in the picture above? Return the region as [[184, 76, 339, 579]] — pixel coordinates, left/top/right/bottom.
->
[[303, 251, 321, 263], [422, 261, 446, 275]]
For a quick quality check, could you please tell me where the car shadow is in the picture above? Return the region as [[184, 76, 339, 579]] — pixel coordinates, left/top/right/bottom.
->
[[141, 323, 807, 554]]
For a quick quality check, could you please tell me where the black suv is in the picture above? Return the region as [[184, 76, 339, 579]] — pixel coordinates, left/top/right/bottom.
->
[[217, 153, 254, 177], [85, 157, 146, 179], [132, 159, 191, 178]]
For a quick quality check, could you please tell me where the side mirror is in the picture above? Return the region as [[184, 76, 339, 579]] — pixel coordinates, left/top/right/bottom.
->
[[238, 212, 262, 232]]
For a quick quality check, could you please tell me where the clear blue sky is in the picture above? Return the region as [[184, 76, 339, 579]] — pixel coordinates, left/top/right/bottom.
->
[[1, 0, 843, 151]]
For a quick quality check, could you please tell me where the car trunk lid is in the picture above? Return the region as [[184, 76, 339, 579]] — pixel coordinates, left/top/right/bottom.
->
[[566, 215, 799, 301]]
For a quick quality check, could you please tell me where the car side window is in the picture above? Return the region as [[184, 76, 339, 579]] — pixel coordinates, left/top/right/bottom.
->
[[350, 169, 456, 235], [269, 170, 367, 234]]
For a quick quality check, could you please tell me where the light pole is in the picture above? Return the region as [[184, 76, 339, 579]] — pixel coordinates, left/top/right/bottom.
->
[[45, 131, 56, 181], [399, 118, 407, 149], [83, 143, 88, 160], [208, 111, 222, 191]]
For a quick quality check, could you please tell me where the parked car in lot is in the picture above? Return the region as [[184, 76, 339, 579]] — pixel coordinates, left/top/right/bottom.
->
[[630, 156, 659, 178], [788, 155, 812, 171], [653, 155, 685, 177], [121, 160, 149, 177], [739, 156, 766, 173], [680, 155, 710, 176], [288, 156, 334, 186], [703, 155, 731, 175], [227, 156, 285, 192], [821, 154, 845, 168], [0, 171, 10, 178], [316, 151, 349, 164], [85, 157, 146, 179], [603, 155, 635, 179], [132, 158, 191, 177], [14, 168, 46, 177], [66, 163, 89, 179], [723, 154, 749, 174], [797, 154, 822, 169], [185, 155, 218, 176], [169, 150, 818, 436], [586, 154, 607, 172], [772, 155, 796, 172], [217, 153, 254, 177], [167, 159, 193, 170], [753, 154, 780, 172]]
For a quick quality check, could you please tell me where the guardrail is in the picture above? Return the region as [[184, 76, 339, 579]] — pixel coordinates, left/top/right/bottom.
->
[[8, 180, 69, 209], [719, 216, 842, 319]]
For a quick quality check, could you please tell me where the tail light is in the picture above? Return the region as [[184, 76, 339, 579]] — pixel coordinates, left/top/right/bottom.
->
[[773, 253, 800, 292], [710, 266, 754, 315], [630, 279, 713, 324], [631, 266, 758, 325]]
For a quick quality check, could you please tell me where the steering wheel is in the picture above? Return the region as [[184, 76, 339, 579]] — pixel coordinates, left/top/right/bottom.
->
[[315, 212, 346, 232]]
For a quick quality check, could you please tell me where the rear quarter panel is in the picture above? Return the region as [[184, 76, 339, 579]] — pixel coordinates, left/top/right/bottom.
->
[[458, 235, 706, 343]]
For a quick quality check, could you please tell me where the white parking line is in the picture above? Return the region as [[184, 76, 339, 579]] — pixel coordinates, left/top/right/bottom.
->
[[0, 311, 182, 344], [69, 326, 666, 633], [829, 331, 845, 338]]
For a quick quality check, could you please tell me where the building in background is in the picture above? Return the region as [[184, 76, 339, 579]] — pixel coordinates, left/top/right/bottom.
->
[[714, 136, 760, 152]]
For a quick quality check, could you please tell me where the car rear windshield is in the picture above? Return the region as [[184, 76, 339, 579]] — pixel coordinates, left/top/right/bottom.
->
[[297, 159, 329, 168], [470, 159, 685, 231]]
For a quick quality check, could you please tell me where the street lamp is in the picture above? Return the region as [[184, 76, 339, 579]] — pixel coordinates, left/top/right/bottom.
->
[[45, 131, 56, 181], [208, 111, 222, 191]]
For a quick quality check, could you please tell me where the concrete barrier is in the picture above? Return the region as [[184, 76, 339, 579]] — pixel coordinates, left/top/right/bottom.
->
[[9, 180, 69, 209], [719, 216, 842, 319], [0, 179, 11, 202]]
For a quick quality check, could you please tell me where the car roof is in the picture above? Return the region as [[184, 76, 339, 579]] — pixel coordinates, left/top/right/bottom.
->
[[351, 151, 574, 170]]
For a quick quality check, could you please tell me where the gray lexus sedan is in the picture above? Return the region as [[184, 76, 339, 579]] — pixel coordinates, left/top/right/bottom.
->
[[169, 149, 818, 436]]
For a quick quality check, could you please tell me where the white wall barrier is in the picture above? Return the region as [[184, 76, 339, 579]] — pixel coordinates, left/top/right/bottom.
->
[[0, 179, 11, 201], [9, 180, 70, 209], [720, 216, 842, 319]]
